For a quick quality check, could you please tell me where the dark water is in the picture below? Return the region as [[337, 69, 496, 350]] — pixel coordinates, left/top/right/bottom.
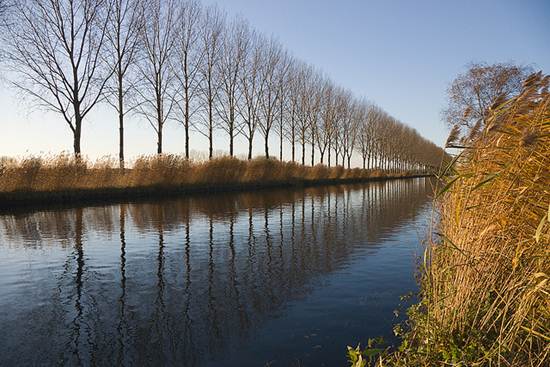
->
[[0, 178, 434, 367]]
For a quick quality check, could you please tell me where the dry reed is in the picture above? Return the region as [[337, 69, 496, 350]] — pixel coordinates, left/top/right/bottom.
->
[[356, 73, 549, 367], [0, 155, 406, 197]]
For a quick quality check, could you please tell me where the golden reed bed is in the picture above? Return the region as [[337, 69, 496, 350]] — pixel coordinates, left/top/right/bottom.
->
[[350, 73, 549, 366], [0, 156, 420, 208]]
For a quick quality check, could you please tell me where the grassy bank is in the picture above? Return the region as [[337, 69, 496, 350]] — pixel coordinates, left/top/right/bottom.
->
[[0, 155, 425, 209], [349, 74, 549, 366]]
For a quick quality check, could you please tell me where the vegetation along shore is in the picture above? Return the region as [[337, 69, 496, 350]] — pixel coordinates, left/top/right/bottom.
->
[[348, 72, 550, 366], [0, 155, 430, 209]]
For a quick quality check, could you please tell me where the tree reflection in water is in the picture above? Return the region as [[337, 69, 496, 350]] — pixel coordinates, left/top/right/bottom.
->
[[0, 178, 435, 366]]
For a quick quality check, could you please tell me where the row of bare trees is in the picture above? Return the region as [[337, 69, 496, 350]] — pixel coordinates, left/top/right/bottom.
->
[[1, 0, 444, 172]]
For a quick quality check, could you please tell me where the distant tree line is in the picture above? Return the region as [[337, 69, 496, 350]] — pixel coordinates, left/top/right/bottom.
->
[[1, 0, 444, 172]]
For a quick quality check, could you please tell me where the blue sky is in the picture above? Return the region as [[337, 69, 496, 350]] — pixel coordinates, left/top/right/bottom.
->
[[1, 0, 549, 160]]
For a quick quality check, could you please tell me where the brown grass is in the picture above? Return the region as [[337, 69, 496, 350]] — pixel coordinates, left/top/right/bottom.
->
[[369, 73, 549, 366], [0, 155, 410, 197]]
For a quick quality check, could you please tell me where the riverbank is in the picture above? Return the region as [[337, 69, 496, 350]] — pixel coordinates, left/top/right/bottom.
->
[[0, 155, 429, 210], [349, 74, 549, 366]]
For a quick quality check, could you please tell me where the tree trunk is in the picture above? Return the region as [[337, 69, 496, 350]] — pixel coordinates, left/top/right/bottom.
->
[[229, 120, 234, 157], [279, 98, 284, 161], [155, 78, 163, 155], [72, 65, 82, 158], [291, 126, 295, 162], [229, 131, 234, 156], [118, 71, 125, 169], [301, 139, 305, 165], [209, 103, 213, 159], [248, 136, 253, 160], [279, 132, 283, 161], [185, 122, 190, 159], [157, 128, 163, 154], [184, 86, 190, 159], [118, 110, 124, 169], [72, 92, 82, 157], [73, 120, 82, 157], [264, 133, 269, 159]]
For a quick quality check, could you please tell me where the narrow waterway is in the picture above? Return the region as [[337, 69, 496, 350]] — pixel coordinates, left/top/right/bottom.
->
[[0, 178, 434, 366]]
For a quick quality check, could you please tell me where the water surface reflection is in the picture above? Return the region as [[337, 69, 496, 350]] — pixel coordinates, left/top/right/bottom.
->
[[0, 178, 434, 366]]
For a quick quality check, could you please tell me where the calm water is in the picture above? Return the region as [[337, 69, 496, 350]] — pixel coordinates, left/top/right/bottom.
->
[[0, 178, 434, 367]]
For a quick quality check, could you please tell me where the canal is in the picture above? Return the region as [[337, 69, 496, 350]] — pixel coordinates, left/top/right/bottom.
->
[[0, 178, 434, 366]]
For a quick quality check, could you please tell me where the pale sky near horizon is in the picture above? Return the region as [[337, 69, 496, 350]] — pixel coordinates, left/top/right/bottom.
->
[[0, 0, 549, 163]]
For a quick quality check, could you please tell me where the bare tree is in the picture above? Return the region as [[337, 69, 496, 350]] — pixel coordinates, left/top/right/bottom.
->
[[316, 81, 336, 165], [4, 0, 113, 156], [294, 64, 314, 165], [284, 61, 302, 163], [135, 0, 177, 154], [443, 62, 531, 144], [237, 31, 263, 160], [274, 51, 291, 161], [172, 0, 202, 159], [331, 89, 348, 166], [306, 71, 322, 166], [257, 37, 282, 159], [105, 0, 143, 168], [197, 5, 225, 159], [217, 18, 249, 156], [357, 104, 380, 170], [340, 93, 359, 168]]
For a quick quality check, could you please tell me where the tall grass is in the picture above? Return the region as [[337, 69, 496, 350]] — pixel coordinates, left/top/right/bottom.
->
[[0, 154, 412, 195], [350, 73, 549, 366]]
